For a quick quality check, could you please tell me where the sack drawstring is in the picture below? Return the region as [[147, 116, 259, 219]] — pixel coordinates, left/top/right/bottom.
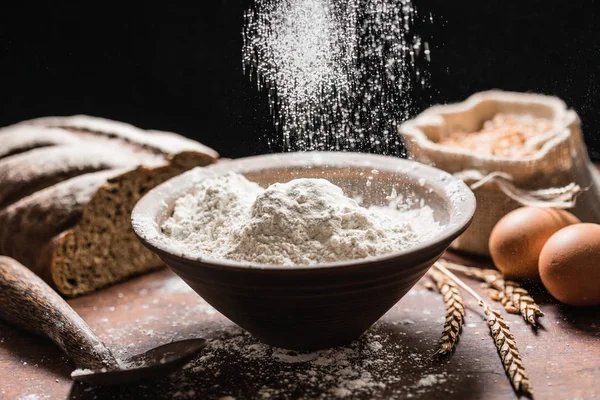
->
[[454, 170, 584, 208]]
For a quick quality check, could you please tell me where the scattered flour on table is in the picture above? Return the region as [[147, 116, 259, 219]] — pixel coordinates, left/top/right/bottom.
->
[[21, 276, 456, 399], [164, 327, 455, 399], [161, 173, 441, 265], [416, 373, 447, 388]]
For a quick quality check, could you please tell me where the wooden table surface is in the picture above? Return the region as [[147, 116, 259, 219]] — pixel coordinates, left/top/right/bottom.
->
[[0, 253, 598, 400]]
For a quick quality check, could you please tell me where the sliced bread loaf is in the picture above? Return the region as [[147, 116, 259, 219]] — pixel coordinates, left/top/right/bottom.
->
[[0, 115, 218, 296]]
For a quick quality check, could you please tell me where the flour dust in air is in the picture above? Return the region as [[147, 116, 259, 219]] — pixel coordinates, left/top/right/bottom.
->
[[243, 0, 429, 154]]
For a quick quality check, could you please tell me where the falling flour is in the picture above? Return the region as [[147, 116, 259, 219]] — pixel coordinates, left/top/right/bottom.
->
[[243, 0, 430, 154], [161, 173, 441, 265]]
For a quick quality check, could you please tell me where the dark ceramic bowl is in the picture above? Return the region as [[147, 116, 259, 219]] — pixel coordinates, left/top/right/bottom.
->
[[132, 152, 475, 350]]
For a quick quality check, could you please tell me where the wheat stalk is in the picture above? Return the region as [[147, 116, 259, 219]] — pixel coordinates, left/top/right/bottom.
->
[[485, 307, 533, 396], [428, 270, 465, 356], [433, 263, 534, 397], [439, 259, 544, 326]]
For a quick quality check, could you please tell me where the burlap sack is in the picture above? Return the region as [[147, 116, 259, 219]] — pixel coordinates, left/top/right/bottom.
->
[[399, 90, 600, 255]]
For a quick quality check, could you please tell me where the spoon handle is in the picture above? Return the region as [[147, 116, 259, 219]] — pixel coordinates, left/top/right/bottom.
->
[[0, 256, 119, 370]]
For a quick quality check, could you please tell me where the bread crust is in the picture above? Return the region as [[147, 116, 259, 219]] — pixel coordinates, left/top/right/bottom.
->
[[0, 145, 142, 208]]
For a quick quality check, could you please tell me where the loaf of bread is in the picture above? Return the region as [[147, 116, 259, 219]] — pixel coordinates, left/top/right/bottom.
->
[[0, 115, 218, 296]]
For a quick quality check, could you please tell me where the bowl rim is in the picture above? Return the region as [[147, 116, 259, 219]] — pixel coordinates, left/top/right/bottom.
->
[[131, 151, 476, 272]]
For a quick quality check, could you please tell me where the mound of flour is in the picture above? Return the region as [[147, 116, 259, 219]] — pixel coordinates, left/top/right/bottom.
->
[[161, 173, 441, 265]]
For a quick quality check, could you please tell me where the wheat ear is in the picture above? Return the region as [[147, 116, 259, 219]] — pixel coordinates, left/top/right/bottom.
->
[[428, 270, 465, 356], [502, 282, 544, 326], [433, 263, 533, 397], [439, 259, 544, 326]]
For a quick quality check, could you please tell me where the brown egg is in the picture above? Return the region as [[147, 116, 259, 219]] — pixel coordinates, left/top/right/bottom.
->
[[539, 223, 600, 306], [489, 207, 580, 280]]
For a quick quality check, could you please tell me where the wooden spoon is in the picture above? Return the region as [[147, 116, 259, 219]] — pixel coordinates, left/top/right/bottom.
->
[[0, 256, 206, 386]]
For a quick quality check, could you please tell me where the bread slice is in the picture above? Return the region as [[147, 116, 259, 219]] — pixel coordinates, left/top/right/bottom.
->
[[0, 115, 218, 296]]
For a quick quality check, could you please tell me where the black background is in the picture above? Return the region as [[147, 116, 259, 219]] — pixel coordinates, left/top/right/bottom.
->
[[1, 1, 599, 159]]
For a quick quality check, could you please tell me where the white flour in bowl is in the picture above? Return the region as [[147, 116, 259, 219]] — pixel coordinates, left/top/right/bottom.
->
[[161, 173, 441, 265]]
